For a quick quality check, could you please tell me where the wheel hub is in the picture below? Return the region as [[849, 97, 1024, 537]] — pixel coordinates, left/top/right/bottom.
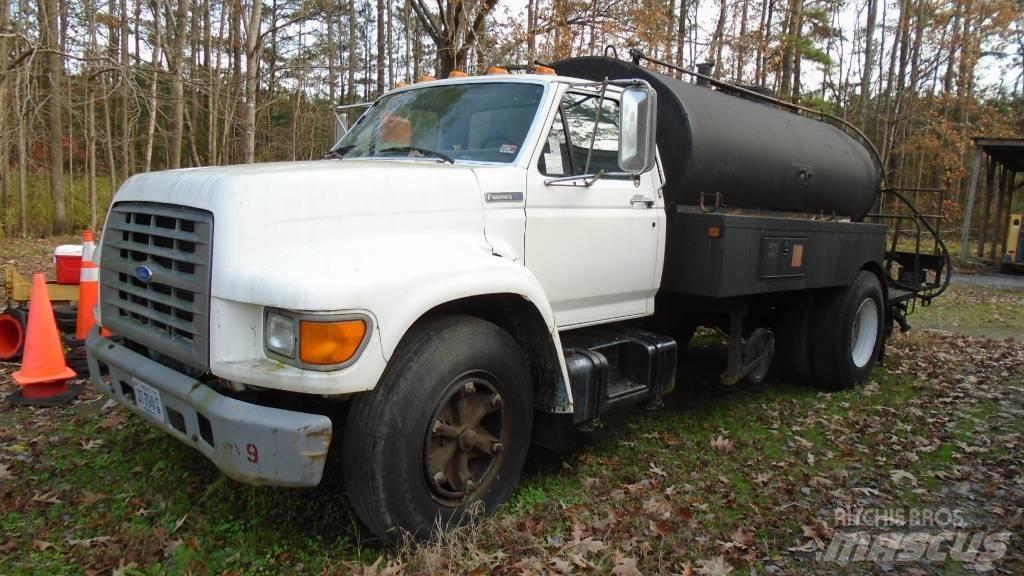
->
[[850, 298, 879, 368], [424, 372, 508, 504]]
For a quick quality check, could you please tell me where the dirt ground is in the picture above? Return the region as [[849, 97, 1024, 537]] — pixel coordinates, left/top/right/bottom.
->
[[1, 237, 1022, 575]]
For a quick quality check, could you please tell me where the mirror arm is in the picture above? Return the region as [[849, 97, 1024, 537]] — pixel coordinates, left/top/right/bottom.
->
[[543, 170, 607, 187], [583, 78, 610, 177]]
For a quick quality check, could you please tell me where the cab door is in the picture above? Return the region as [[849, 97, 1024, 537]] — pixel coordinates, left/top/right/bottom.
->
[[525, 89, 662, 328]]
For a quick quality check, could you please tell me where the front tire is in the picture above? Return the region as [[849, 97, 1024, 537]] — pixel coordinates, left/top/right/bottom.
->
[[809, 271, 885, 390], [342, 315, 533, 541]]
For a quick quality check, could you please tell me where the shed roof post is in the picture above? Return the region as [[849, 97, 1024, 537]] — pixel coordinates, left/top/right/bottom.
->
[[960, 145, 984, 266]]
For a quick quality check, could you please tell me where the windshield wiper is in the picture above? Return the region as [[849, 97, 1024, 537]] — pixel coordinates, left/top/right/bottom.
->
[[322, 144, 355, 160], [378, 146, 455, 164]]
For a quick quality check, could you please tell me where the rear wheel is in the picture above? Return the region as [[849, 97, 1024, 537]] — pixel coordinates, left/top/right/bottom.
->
[[773, 296, 816, 386], [342, 315, 533, 541], [809, 271, 885, 390]]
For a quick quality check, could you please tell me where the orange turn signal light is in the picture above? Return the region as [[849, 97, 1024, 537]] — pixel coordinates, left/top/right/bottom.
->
[[299, 319, 367, 365], [708, 226, 721, 238]]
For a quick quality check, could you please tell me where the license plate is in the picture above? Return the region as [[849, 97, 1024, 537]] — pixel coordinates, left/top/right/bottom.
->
[[133, 380, 164, 420]]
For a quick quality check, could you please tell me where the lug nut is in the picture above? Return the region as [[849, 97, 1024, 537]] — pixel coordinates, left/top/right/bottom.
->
[[465, 479, 477, 492], [489, 395, 503, 410], [462, 382, 476, 395], [433, 471, 446, 485], [431, 419, 443, 435], [491, 442, 504, 454]]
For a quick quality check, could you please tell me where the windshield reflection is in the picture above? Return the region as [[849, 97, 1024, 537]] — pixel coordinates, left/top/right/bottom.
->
[[333, 82, 545, 164]]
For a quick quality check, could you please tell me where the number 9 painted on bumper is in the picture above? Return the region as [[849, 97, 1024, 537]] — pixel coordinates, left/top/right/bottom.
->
[[85, 328, 332, 487]]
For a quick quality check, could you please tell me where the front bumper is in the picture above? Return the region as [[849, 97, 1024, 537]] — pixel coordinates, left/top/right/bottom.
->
[[85, 329, 332, 487]]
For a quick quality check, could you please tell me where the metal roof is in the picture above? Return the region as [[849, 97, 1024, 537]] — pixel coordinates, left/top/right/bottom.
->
[[972, 137, 1024, 173]]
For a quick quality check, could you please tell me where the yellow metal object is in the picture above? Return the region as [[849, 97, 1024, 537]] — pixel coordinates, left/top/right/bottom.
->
[[1007, 213, 1022, 263], [4, 266, 80, 305]]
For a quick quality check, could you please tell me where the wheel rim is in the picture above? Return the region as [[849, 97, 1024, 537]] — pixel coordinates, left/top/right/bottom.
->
[[850, 298, 879, 368], [424, 370, 509, 506]]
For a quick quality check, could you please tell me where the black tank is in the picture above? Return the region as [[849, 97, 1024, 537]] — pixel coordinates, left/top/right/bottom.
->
[[552, 57, 881, 220]]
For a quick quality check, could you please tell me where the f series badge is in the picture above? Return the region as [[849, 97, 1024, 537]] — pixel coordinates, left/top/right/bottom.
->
[[484, 192, 523, 203]]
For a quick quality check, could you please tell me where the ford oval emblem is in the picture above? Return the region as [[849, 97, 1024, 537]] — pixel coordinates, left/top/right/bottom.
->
[[134, 265, 154, 283]]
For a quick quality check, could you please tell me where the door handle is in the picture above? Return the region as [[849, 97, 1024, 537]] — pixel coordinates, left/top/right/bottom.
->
[[631, 194, 655, 208]]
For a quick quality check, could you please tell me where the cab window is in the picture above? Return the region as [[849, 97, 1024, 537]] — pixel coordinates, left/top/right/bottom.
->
[[539, 92, 620, 176]]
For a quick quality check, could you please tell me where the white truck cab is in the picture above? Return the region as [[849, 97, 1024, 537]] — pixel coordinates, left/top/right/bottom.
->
[[88, 56, 937, 540]]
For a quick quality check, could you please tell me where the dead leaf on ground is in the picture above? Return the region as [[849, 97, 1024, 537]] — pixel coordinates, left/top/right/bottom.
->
[[710, 436, 735, 453], [31, 539, 54, 551], [611, 556, 642, 576], [695, 555, 733, 575]]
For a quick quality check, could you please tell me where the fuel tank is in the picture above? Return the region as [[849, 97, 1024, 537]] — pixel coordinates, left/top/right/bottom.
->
[[552, 57, 881, 220]]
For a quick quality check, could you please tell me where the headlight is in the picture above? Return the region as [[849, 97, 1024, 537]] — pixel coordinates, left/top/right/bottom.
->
[[264, 309, 371, 369], [265, 311, 296, 358]]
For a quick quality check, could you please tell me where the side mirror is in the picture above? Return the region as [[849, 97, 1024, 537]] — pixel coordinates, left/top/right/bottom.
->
[[618, 84, 658, 175]]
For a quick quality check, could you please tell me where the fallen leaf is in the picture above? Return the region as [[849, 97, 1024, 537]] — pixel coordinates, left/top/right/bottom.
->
[[30, 492, 63, 505], [695, 555, 733, 575], [32, 539, 54, 551], [710, 436, 735, 453], [611, 556, 642, 576], [890, 469, 918, 486], [731, 526, 756, 548], [173, 514, 188, 533], [79, 491, 108, 505]]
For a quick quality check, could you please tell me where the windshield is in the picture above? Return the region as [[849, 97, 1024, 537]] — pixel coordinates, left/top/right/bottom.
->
[[332, 82, 545, 164]]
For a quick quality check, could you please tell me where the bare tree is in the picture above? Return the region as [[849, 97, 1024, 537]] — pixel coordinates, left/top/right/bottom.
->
[[41, 0, 69, 233], [410, 0, 498, 77]]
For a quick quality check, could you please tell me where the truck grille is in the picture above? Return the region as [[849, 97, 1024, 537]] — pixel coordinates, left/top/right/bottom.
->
[[100, 202, 213, 369]]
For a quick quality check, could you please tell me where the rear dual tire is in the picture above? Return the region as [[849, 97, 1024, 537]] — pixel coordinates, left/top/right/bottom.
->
[[809, 271, 885, 390], [342, 315, 533, 541], [775, 271, 885, 390]]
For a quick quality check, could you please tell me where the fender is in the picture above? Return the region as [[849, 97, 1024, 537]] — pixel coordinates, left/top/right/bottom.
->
[[208, 232, 573, 410]]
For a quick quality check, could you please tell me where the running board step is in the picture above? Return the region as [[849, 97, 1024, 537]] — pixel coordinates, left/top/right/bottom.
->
[[561, 327, 678, 424]]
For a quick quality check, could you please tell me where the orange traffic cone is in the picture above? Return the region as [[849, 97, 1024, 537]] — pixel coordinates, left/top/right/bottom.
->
[[10, 273, 81, 406], [75, 259, 99, 340]]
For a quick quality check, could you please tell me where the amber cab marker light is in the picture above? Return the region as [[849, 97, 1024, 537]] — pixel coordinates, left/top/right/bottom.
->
[[416, 75, 436, 83], [448, 70, 469, 78], [486, 66, 509, 75], [299, 319, 367, 365], [534, 65, 556, 75], [708, 226, 722, 238]]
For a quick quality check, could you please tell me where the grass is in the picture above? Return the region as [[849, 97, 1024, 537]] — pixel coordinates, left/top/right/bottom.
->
[[1, 241, 1023, 574], [909, 284, 1024, 340]]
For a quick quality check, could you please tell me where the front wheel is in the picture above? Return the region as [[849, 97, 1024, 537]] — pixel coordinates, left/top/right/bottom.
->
[[809, 271, 885, 390], [342, 315, 533, 541]]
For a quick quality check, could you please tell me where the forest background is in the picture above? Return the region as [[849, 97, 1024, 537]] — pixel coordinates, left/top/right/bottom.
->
[[1, 0, 1021, 240]]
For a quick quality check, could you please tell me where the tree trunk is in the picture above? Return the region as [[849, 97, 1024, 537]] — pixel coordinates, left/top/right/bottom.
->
[[42, 0, 68, 233], [18, 68, 28, 237], [120, 0, 131, 180], [0, 0, 9, 235], [779, 0, 802, 99], [143, 0, 162, 172], [377, 0, 386, 91], [168, 0, 191, 168], [709, 0, 727, 77], [348, 0, 357, 100], [734, 0, 749, 82], [859, 0, 877, 125], [242, 0, 262, 163]]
